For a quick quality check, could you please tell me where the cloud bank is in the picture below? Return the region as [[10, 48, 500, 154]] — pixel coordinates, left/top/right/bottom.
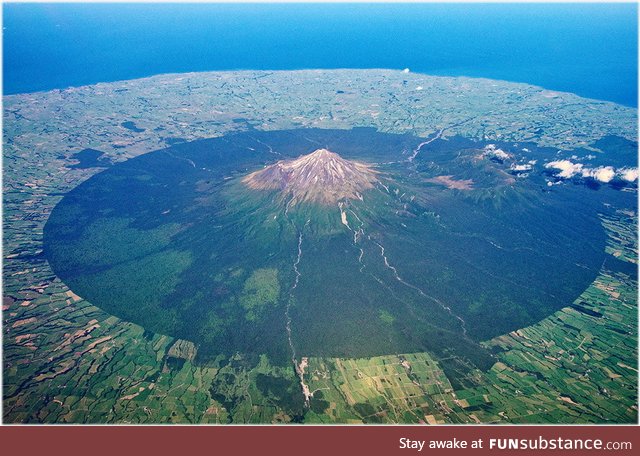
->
[[545, 160, 638, 183]]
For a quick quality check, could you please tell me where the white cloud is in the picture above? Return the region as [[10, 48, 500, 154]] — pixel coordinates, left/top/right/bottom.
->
[[582, 166, 616, 183], [545, 160, 583, 178], [618, 168, 639, 182], [483, 144, 511, 160], [511, 163, 532, 172]]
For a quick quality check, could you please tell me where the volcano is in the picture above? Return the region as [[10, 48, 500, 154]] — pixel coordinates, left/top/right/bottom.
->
[[44, 128, 609, 385], [242, 148, 378, 205]]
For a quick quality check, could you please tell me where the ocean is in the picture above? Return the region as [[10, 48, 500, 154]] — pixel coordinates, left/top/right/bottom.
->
[[2, 3, 638, 107]]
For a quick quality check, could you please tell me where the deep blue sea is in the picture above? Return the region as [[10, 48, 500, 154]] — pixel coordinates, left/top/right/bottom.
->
[[3, 3, 638, 107]]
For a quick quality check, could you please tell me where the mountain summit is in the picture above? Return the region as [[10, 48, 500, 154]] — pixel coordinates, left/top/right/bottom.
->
[[242, 148, 378, 205]]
